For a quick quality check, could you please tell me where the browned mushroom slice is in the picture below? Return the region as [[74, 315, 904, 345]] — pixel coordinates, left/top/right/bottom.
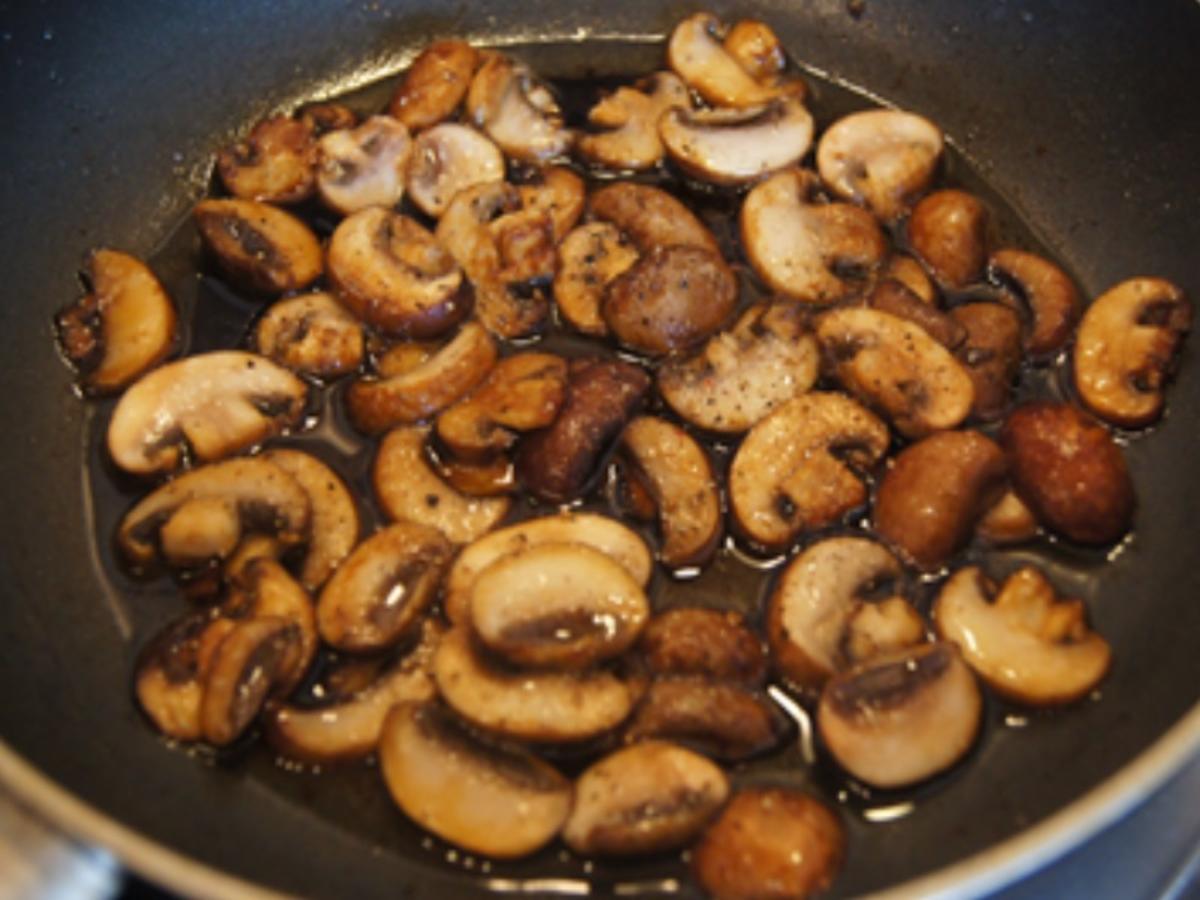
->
[[327, 207, 469, 338], [639, 608, 766, 686], [976, 489, 1039, 545], [552, 223, 639, 336], [728, 392, 889, 551], [55, 249, 177, 394], [867, 277, 965, 350], [432, 627, 640, 743], [619, 416, 722, 568], [134, 612, 235, 741], [466, 52, 571, 162], [818, 641, 982, 788], [405, 123, 505, 218], [1073, 277, 1192, 428], [316, 521, 453, 654], [722, 19, 787, 83], [816, 307, 975, 437], [373, 426, 510, 544], [193, 198, 322, 295], [254, 291, 364, 379], [315, 116, 412, 216], [216, 115, 316, 204], [346, 321, 497, 435], [907, 189, 989, 289], [667, 13, 781, 108], [741, 169, 887, 303], [588, 181, 721, 256], [658, 302, 819, 434], [436, 454, 516, 498], [949, 301, 1023, 420], [884, 253, 938, 305], [516, 165, 585, 243], [379, 701, 571, 859], [298, 102, 357, 135], [987, 248, 1081, 357], [389, 39, 479, 130], [577, 72, 691, 171], [563, 741, 729, 856]]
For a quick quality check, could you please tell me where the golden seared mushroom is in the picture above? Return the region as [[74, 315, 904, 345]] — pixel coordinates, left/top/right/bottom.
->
[[515, 166, 586, 242], [588, 181, 721, 256], [728, 392, 889, 551], [658, 302, 820, 434], [816, 307, 975, 437], [874, 431, 1008, 570], [949, 302, 1023, 420], [373, 426, 510, 543], [741, 169, 888, 303], [193, 198, 322, 294], [907, 189, 989, 289], [884, 253, 938, 305], [327, 207, 469, 338], [817, 641, 982, 789], [577, 72, 691, 171], [660, 97, 814, 186], [867, 277, 965, 350], [432, 627, 641, 743], [216, 114, 316, 204], [667, 13, 781, 108], [55, 249, 177, 394], [379, 701, 571, 859], [987, 248, 1081, 357], [469, 542, 650, 669], [722, 19, 788, 84], [405, 123, 505, 218], [515, 357, 650, 502], [436, 454, 516, 498], [298, 102, 357, 135], [254, 291, 364, 379], [563, 741, 729, 856], [443, 511, 652, 625], [767, 537, 921, 689], [316, 522, 453, 654], [389, 39, 479, 130], [976, 489, 1040, 545], [220, 557, 317, 693], [106, 351, 307, 475], [1001, 403, 1136, 544], [816, 109, 943, 222], [346, 321, 497, 435], [1073, 277, 1192, 428], [466, 52, 572, 162], [619, 416, 722, 568], [315, 115, 413, 215], [553, 223, 640, 336], [135, 611, 234, 741], [693, 788, 844, 900], [935, 567, 1111, 706], [640, 608, 766, 686]]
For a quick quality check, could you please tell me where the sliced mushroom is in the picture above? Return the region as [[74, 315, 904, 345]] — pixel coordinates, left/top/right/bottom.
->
[[373, 426, 510, 544], [466, 52, 571, 162], [563, 741, 729, 856], [976, 489, 1039, 545], [660, 97, 814, 186], [658, 302, 820, 434], [867, 277, 965, 350], [315, 115, 413, 215], [640, 608, 766, 686], [722, 19, 788, 84], [1072, 277, 1192, 428], [216, 114, 316, 204], [436, 454, 516, 498], [817, 641, 982, 788], [346, 321, 497, 434], [588, 181, 721, 256], [728, 392, 889, 551], [949, 301, 1023, 420], [298, 102, 358, 135], [934, 567, 1111, 706], [107, 351, 307, 475], [619, 416, 722, 568], [55, 249, 177, 394], [576, 72, 691, 171], [254, 291, 364, 379], [316, 522, 453, 654], [389, 39, 479, 130], [667, 13, 781, 108], [741, 169, 887, 303], [553, 222, 640, 336], [884, 253, 938, 305], [816, 307, 975, 437], [816, 109, 943, 222], [405, 123, 505, 218], [432, 627, 640, 743], [193, 198, 322, 294], [907, 189, 989, 289], [134, 611, 234, 741], [987, 248, 1081, 357], [327, 207, 469, 338]]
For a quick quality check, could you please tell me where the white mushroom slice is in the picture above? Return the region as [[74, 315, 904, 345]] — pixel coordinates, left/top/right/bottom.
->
[[1072, 277, 1192, 428], [158, 496, 242, 565], [816, 307, 975, 437], [577, 72, 691, 171], [316, 522, 453, 654], [373, 426, 510, 544], [216, 114, 316, 204], [432, 627, 640, 743], [667, 13, 780, 108], [254, 291, 364, 379], [315, 116, 412, 215], [379, 701, 571, 859], [934, 567, 1111, 706], [553, 222, 640, 336], [729, 392, 889, 551], [55, 249, 177, 394], [658, 302, 819, 433], [660, 98, 813, 186], [135, 612, 235, 742], [816, 109, 944, 221], [443, 512, 652, 625], [405, 123, 505, 218], [346, 321, 497, 435], [976, 489, 1039, 545], [193, 198, 323, 295], [741, 169, 887, 303], [817, 641, 982, 789], [388, 40, 479, 130], [107, 351, 307, 474], [466, 53, 571, 162], [620, 416, 722, 568], [563, 741, 729, 856]]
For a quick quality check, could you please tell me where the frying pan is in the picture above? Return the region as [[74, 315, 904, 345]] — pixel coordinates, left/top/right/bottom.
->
[[1, 0, 1198, 896]]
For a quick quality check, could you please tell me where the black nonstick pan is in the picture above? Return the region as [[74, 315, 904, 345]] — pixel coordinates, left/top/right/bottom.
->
[[1, 1, 1198, 897]]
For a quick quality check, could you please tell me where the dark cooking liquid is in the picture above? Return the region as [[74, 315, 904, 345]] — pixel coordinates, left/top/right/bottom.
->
[[79, 41, 1120, 897]]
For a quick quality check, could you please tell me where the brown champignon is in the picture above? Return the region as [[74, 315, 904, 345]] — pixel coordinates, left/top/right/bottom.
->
[[576, 71, 691, 171], [389, 39, 479, 130], [588, 181, 721, 256], [134, 611, 235, 742], [949, 301, 1023, 420], [867, 277, 965, 350], [254, 291, 364, 379], [405, 123, 505, 218], [315, 115, 413, 215], [987, 248, 1082, 357], [639, 608, 766, 686], [193, 198, 323, 295], [216, 114, 316, 204], [907, 189, 989, 289], [297, 102, 357, 135]]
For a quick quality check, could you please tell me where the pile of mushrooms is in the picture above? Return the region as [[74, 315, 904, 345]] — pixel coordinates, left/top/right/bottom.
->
[[54, 10, 1192, 900]]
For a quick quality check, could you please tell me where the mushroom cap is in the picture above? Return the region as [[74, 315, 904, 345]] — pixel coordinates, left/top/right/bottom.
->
[[987, 248, 1081, 357], [254, 291, 364, 379], [405, 123, 505, 218], [639, 607, 767, 686], [907, 189, 989, 289], [216, 114, 316, 204], [389, 39, 478, 130]]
